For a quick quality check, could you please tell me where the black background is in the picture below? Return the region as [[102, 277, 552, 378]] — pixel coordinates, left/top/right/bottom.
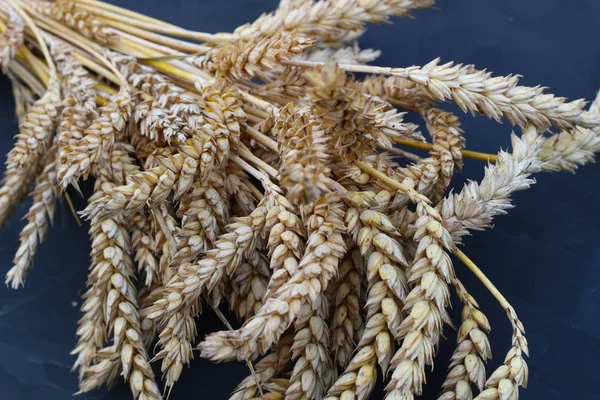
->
[[0, 0, 599, 399]]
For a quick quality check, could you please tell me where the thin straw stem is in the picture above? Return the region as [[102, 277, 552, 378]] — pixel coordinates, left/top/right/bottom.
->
[[356, 160, 431, 203], [453, 248, 511, 311], [394, 138, 499, 162], [239, 146, 279, 179]]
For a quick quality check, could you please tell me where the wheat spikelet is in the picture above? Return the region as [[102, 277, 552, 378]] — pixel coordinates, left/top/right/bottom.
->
[[151, 187, 280, 322], [149, 189, 281, 386], [325, 343, 378, 400], [59, 86, 131, 188], [130, 210, 160, 287], [356, 209, 408, 341], [385, 203, 455, 398], [395, 108, 464, 203], [0, 77, 60, 225], [330, 247, 363, 369], [473, 307, 528, 400], [263, 202, 306, 298], [75, 173, 161, 400], [538, 93, 600, 173], [225, 162, 259, 216], [390, 58, 598, 131], [196, 31, 314, 80], [305, 61, 375, 163], [131, 64, 200, 145], [230, 333, 294, 400], [438, 279, 492, 400], [71, 178, 121, 376], [323, 206, 402, 400], [228, 249, 270, 319], [276, 103, 331, 204], [175, 169, 228, 264], [82, 85, 243, 219], [250, 66, 307, 105], [199, 193, 346, 362], [438, 125, 543, 241], [6, 145, 58, 288], [35, 0, 115, 43], [286, 297, 333, 400], [234, 0, 434, 42], [153, 302, 199, 389], [0, 4, 24, 70], [148, 200, 200, 391], [299, 44, 381, 66], [7, 76, 60, 171]]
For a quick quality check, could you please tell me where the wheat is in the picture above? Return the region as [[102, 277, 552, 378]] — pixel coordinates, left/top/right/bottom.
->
[[59, 86, 131, 188], [474, 307, 528, 400], [385, 203, 455, 398], [151, 187, 280, 322], [0, 4, 24, 70], [330, 247, 363, 369], [0, 77, 60, 225], [73, 170, 161, 400], [50, 39, 98, 185], [396, 108, 464, 203], [276, 103, 331, 204], [389, 58, 598, 131], [225, 162, 259, 216], [199, 193, 346, 362], [196, 31, 314, 80], [35, 0, 115, 43], [6, 145, 58, 288], [299, 44, 381, 66], [228, 249, 270, 319], [438, 279, 492, 400], [263, 201, 305, 299], [1, 2, 599, 399], [82, 84, 244, 219], [130, 210, 160, 287], [233, 0, 434, 42], [438, 125, 543, 242], [286, 297, 333, 399], [175, 169, 228, 264]]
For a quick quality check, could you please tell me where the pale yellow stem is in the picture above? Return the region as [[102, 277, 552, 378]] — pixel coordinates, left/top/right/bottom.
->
[[9, 60, 45, 96], [283, 58, 399, 77], [64, 191, 82, 227], [394, 138, 498, 162], [72, 52, 120, 86], [20, 47, 49, 85], [239, 146, 279, 179], [453, 248, 511, 311], [230, 155, 270, 183], [244, 125, 278, 152], [96, 15, 209, 53], [248, 182, 264, 201], [95, 82, 117, 96], [76, 0, 229, 43], [76, 0, 177, 28]]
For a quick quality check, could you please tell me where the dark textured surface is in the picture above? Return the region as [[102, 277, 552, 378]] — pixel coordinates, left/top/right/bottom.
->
[[0, 0, 599, 399]]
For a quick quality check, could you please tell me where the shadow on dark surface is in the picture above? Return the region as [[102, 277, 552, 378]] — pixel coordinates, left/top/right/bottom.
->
[[0, 0, 599, 399]]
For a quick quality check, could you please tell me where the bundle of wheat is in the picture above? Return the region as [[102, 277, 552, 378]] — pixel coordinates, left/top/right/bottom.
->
[[0, 1, 598, 399]]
